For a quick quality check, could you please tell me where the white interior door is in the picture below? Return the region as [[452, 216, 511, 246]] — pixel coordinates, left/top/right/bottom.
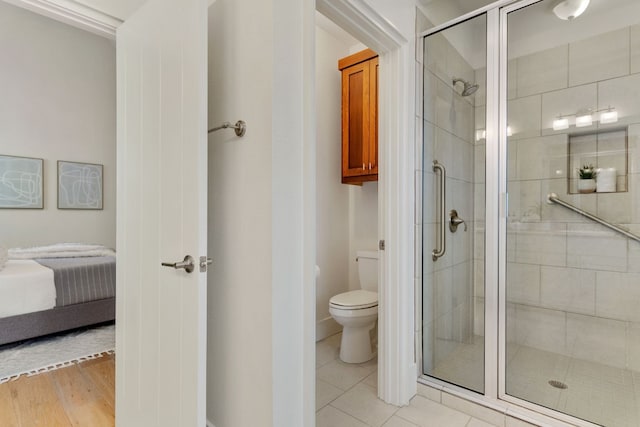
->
[[115, 0, 207, 425]]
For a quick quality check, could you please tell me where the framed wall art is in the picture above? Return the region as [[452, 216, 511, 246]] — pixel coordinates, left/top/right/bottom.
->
[[0, 155, 44, 209], [57, 161, 103, 210]]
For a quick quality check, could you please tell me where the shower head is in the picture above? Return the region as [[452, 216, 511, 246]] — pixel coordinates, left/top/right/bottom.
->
[[452, 77, 479, 97]]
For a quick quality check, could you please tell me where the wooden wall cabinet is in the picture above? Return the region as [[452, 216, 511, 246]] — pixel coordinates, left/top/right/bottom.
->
[[339, 49, 378, 185]]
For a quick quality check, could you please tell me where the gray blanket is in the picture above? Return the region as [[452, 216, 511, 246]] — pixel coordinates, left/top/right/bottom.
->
[[35, 256, 116, 307]]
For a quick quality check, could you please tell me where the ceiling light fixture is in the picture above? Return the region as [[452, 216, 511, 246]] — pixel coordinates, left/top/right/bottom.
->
[[553, 117, 569, 131], [600, 108, 619, 124], [553, 0, 590, 20]]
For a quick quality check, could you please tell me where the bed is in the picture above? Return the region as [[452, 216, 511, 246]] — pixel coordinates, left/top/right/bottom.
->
[[0, 244, 116, 346]]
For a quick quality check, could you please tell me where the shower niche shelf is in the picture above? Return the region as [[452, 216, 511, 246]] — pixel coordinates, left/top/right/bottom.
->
[[567, 127, 628, 194]]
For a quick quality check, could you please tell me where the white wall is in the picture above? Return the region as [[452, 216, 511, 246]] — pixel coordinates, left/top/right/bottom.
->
[[315, 24, 351, 339], [0, 1, 116, 249]]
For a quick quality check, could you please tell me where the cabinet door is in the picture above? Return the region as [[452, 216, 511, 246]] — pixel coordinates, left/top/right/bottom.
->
[[342, 61, 372, 180]]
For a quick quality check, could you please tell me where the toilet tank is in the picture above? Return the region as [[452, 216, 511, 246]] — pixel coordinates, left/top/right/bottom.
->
[[357, 250, 378, 292]]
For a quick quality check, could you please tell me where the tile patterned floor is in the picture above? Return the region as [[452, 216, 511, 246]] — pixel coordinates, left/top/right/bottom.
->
[[316, 332, 501, 427]]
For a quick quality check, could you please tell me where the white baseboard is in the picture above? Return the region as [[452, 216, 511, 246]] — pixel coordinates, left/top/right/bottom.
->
[[316, 316, 341, 341]]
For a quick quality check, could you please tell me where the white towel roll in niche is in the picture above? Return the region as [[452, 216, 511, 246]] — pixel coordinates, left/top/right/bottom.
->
[[597, 168, 617, 193]]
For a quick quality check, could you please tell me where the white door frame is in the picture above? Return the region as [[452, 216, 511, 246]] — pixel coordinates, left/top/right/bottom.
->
[[7, 0, 419, 417], [316, 0, 417, 406]]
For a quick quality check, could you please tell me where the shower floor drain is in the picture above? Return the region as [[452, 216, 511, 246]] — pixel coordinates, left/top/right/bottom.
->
[[548, 380, 568, 389]]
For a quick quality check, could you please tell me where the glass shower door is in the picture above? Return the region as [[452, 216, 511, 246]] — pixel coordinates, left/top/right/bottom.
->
[[422, 13, 487, 394], [504, 0, 640, 424]]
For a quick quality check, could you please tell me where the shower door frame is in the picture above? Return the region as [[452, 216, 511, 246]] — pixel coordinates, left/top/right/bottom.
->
[[418, 1, 604, 426]]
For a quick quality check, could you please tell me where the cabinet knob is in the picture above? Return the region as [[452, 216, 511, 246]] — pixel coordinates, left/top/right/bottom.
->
[[369, 162, 372, 170], [362, 163, 365, 170]]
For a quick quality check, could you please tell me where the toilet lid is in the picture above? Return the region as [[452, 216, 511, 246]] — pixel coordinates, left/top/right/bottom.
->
[[330, 290, 378, 309]]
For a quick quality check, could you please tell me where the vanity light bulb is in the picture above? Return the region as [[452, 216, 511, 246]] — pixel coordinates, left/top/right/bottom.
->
[[506, 126, 513, 137], [553, 117, 569, 130], [600, 110, 618, 124], [475, 129, 486, 142], [575, 114, 592, 127]]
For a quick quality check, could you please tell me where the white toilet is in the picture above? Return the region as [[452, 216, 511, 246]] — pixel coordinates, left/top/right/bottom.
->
[[329, 250, 378, 363]]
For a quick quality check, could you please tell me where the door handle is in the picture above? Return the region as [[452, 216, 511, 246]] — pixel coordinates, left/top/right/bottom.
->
[[161, 255, 195, 273]]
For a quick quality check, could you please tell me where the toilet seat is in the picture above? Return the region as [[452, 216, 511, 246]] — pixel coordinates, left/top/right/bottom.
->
[[329, 290, 378, 310]]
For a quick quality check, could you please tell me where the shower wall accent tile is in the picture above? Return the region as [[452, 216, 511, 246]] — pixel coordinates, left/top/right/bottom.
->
[[514, 222, 567, 266], [598, 73, 640, 127], [595, 271, 640, 322], [566, 313, 626, 369], [566, 223, 627, 272], [540, 83, 597, 136], [506, 94, 541, 140], [514, 305, 566, 355], [516, 134, 567, 180], [568, 28, 630, 87], [516, 45, 568, 98], [631, 24, 640, 75], [539, 266, 595, 315], [506, 262, 540, 306]]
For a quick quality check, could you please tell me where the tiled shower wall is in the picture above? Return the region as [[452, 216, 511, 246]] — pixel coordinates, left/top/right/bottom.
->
[[472, 24, 640, 370], [422, 30, 477, 371]]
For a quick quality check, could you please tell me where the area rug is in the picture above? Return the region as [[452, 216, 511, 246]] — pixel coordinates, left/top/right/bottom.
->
[[0, 323, 115, 384]]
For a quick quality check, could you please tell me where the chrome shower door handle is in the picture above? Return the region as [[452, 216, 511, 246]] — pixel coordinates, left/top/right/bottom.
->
[[432, 160, 446, 261], [161, 255, 195, 273]]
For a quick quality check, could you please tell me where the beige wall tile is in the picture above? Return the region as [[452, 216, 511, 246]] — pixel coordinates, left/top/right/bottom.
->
[[517, 45, 568, 98], [540, 266, 595, 315], [507, 95, 541, 140], [631, 24, 640, 74], [506, 262, 540, 306], [566, 223, 627, 272], [566, 313, 626, 368], [596, 271, 640, 322], [569, 28, 630, 87], [599, 73, 640, 128]]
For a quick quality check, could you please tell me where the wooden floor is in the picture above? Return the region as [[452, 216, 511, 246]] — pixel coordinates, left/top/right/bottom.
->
[[0, 353, 115, 427]]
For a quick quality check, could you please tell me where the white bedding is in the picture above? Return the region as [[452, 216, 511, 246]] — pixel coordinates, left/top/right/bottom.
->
[[0, 260, 56, 318], [8, 243, 115, 260]]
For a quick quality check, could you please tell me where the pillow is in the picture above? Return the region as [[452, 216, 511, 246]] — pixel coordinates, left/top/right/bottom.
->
[[0, 245, 7, 272]]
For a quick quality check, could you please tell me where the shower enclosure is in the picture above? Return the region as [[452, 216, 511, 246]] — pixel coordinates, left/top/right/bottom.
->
[[420, 0, 640, 425]]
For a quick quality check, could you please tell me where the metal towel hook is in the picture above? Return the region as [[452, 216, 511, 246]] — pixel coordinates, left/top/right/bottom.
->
[[208, 120, 246, 137]]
